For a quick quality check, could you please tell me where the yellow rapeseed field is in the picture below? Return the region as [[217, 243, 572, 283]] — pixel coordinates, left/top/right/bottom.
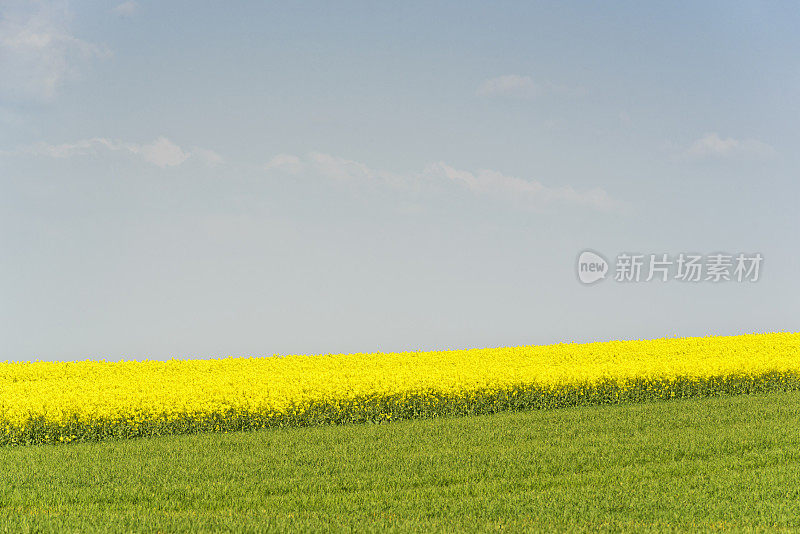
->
[[1, 332, 798, 445]]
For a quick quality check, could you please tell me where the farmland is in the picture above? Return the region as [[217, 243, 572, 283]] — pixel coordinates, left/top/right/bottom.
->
[[1, 390, 799, 532], [1, 332, 799, 445]]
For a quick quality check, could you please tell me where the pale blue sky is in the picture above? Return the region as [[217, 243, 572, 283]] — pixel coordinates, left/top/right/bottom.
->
[[1, 1, 798, 361]]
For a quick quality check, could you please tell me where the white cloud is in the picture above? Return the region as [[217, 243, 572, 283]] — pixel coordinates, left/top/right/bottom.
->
[[687, 133, 775, 158], [306, 152, 410, 190], [130, 137, 189, 167], [307, 152, 377, 183], [422, 162, 619, 211], [18, 136, 222, 168], [192, 147, 225, 166], [266, 151, 407, 188], [264, 154, 304, 174], [475, 75, 582, 99], [26, 137, 115, 158], [113, 1, 139, 17], [264, 152, 621, 212], [0, 1, 111, 102], [476, 75, 539, 98]]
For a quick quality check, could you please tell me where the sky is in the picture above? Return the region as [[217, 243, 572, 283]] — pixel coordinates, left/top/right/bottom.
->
[[1, 1, 798, 362]]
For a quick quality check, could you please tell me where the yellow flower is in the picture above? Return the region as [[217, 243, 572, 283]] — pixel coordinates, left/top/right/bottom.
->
[[0, 332, 798, 444]]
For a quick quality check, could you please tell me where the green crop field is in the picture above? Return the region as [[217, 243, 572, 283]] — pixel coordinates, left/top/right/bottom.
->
[[2, 390, 799, 533]]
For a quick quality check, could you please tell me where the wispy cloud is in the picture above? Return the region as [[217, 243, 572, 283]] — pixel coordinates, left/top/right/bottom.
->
[[422, 162, 618, 211], [0, 1, 111, 102], [131, 137, 190, 167], [476, 75, 583, 99], [476, 75, 539, 98], [18, 136, 223, 168], [687, 133, 775, 158], [191, 147, 225, 166], [264, 152, 621, 212], [112, 1, 139, 17], [264, 154, 304, 175]]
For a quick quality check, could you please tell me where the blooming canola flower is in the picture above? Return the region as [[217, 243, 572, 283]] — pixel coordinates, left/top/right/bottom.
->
[[0, 332, 798, 445]]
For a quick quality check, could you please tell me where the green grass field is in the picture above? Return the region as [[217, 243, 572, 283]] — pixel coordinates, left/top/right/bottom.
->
[[1, 390, 799, 533]]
